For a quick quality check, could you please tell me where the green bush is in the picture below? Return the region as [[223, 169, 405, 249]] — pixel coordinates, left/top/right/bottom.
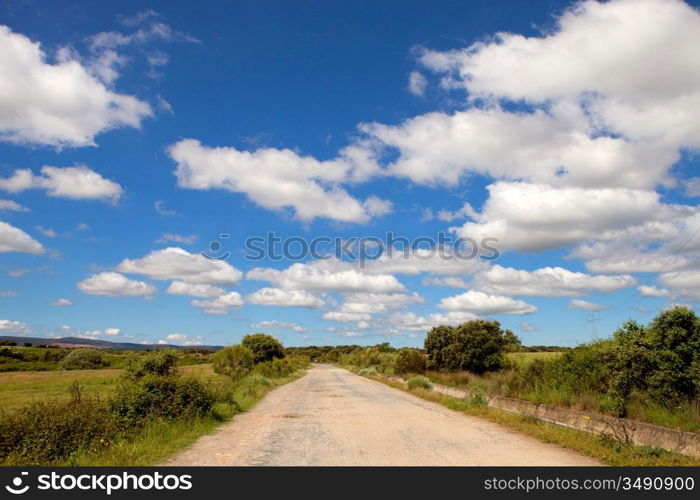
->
[[242, 334, 285, 363], [407, 376, 432, 390], [59, 349, 106, 370], [124, 349, 178, 380], [0, 394, 118, 465], [111, 375, 213, 425], [424, 320, 516, 373], [212, 345, 254, 380], [358, 367, 377, 376], [395, 348, 427, 374]]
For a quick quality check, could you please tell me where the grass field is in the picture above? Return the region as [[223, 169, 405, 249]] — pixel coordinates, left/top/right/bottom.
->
[[0, 364, 213, 413]]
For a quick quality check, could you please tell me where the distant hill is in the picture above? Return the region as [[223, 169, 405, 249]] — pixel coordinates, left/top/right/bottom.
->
[[0, 335, 222, 350]]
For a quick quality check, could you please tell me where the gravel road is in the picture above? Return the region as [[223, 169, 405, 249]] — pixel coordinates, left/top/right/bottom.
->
[[165, 364, 600, 466]]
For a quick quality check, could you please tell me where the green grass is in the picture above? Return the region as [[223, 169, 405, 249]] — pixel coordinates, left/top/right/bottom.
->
[[369, 375, 699, 466]]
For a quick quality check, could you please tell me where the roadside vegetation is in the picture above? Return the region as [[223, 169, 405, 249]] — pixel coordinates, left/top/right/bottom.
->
[[0, 334, 308, 465], [305, 306, 700, 434]]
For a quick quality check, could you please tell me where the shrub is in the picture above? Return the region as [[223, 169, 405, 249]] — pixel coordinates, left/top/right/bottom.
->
[[59, 349, 106, 370], [111, 375, 213, 425], [0, 392, 118, 465], [395, 348, 427, 375], [124, 349, 178, 380], [212, 345, 254, 380], [407, 376, 432, 390], [358, 367, 377, 376], [424, 320, 516, 373], [242, 334, 285, 363]]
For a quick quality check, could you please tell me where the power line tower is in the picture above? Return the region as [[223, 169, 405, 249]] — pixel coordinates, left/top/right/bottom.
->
[[587, 312, 599, 338]]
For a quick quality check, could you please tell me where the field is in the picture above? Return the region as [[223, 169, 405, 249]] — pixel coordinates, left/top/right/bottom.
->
[[0, 364, 213, 413], [0, 345, 309, 466], [506, 351, 562, 367]]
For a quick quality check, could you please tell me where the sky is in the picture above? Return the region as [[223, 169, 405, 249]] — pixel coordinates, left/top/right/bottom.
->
[[0, 0, 699, 348]]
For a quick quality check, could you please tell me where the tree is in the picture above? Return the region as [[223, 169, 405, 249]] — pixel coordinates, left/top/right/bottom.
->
[[395, 348, 427, 374], [212, 345, 254, 380], [241, 334, 285, 364], [503, 329, 522, 352], [424, 320, 511, 373], [59, 348, 106, 370]]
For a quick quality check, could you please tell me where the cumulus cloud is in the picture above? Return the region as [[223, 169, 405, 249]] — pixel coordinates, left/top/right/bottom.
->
[[247, 260, 405, 294], [190, 292, 243, 315], [474, 264, 634, 297], [160, 333, 204, 346], [166, 281, 225, 298], [568, 299, 609, 312], [50, 298, 73, 307], [0, 25, 151, 147], [77, 271, 156, 298], [0, 166, 123, 203], [0, 199, 29, 212], [637, 285, 670, 298], [117, 247, 242, 285], [407, 71, 428, 96], [658, 270, 700, 302], [168, 139, 388, 223], [250, 320, 307, 333], [0, 221, 44, 254], [0, 318, 31, 335], [156, 233, 197, 244], [246, 288, 325, 309], [360, 246, 489, 276], [438, 290, 537, 315], [388, 311, 479, 331], [451, 182, 688, 252]]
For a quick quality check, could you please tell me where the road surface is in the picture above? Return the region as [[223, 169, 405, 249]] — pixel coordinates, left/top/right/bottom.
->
[[166, 364, 599, 466]]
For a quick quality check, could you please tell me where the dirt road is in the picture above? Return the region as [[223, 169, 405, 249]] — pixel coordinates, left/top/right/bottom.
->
[[166, 365, 599, 466]]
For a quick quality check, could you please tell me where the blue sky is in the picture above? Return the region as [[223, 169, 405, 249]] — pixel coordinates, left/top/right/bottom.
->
[[0, 0, 699, 348]]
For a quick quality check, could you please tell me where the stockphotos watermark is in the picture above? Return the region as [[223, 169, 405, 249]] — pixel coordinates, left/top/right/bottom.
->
[[3, 470, 192, 495], [202, 231, 500, 265]]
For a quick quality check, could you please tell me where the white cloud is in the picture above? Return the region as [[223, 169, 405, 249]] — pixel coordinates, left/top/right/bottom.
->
[[438, 290, 537, 315], [0, 199, 29, 212], [0, 290, 17, 297], [250, 320, 307, 333], [117, 247, 242, 285], [685, 178, 700, 197], [103, 327, 120, 335], [0, 319, 31, 335], [322, 311, 372, 323], [0, 166, 123, 203], [475, 264, 635, 297], [420, 0, 700, 149], [0, 221, 44, 254], [422, 276, 470, 289], [637, 285, 670, 298], [154, 200, 178, 216], [7, 268, 30, 278], [360, 246, 488, 277], [166, 281, 225, 298], [156, 233, 197, 244], [0, 25, 151, 147], [246, 288, 325, 309], [452, 182, 688, 252], [77, 271, 156, 298], [190, 292, 243, 315], [407, 71, 428, 96], [50, 298, 73, 307], [388, 311, 479, 331], [247, 260, 405, 294], [568, 299, 609, 312], [36, 225, 57, 238], [658, 270, 700, 302], [161, 333, 204, 346], [168, 139, 388, 223], [519, 322, 538, 332], [331, 292, 423, 316]]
